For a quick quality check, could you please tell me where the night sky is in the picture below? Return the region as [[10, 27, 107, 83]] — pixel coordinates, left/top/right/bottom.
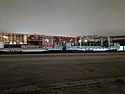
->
[[0, 0, 125, 36]]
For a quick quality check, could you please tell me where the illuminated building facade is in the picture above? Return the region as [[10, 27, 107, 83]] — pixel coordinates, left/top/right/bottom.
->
[[0, 32, 124, 48], [0, 33, 25, 44], [110, 35, 125, 46], [0, 32, 76, 48], [76, 35, 111, 47], [53, 36, 75, 48]]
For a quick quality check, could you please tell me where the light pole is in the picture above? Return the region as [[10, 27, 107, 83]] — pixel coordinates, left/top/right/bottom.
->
[[101, 37, 103, 47], [78, 39, 82, 48], [108, 37, 111, 47], [70, 39, 73, 46]]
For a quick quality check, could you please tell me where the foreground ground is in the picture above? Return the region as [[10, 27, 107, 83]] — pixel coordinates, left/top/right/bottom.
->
[[0, 53, 125, 94]]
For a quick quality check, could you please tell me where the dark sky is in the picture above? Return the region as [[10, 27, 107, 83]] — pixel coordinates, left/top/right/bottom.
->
[[0, 0, 125, 36]]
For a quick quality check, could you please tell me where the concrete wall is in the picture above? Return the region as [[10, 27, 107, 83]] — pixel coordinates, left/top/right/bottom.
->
[[0, 42, 4, 48], [118, 46, 125, 51]]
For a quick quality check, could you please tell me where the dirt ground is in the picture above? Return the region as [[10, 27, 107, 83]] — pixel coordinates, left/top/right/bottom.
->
[[0, 53, 125, 94]]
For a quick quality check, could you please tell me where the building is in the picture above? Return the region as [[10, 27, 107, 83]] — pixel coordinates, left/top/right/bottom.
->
[[0, 32, 125, 49], [0, 33, 25, 48], [110, 35, 125, 46]]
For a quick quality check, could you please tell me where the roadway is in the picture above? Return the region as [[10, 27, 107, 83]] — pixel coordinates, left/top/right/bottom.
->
[[0, 53, 125, 94]]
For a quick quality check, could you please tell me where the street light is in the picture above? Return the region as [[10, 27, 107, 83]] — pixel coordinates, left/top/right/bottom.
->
[[70, 39, 73, 46], [78, 39, 82, 47]]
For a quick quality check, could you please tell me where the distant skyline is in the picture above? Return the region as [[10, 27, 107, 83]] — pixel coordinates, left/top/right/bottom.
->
[[0, 0, 125, 36]]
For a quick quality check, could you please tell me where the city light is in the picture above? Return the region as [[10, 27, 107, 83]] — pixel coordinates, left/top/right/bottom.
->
[[3, 36, 8, 39], [20, 42, 23, 44]]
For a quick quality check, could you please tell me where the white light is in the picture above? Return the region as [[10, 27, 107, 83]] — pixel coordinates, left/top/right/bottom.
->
[[78, 39, 82, 43], [20, 42, 23, 44], [45, 39, 49, 42], [3, 36, 8, 39], [10, 42, 12, 44], [14, 42, 16, 44], [24, 35, 27, 38], [27, 35, 30, 37], [84, 39, 88, 42], [70, 39, 73, 42]]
